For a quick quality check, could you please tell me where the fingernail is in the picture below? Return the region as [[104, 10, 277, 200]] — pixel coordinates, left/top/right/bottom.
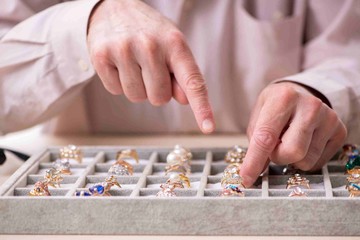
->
[[202, 119, 214, 133]]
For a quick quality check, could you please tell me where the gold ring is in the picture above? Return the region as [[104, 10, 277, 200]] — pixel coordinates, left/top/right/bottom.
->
[[109, 149, 139, 176], [60, 145, 82, 163], [166, 145, 192, 175], [347, 182, 360, 197], [88, 175, 121, 197], [224, 145, 247, 164], [286, 174, 310, 189], [221, 163, 244, 187], [166, 173, 191, 188], [29, 181, 51, 196], [53, 158, 71, 175], [44, 168, 63, 188]]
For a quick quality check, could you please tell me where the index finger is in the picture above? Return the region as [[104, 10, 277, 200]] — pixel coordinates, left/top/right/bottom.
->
[[241, 101, 293, 187], [167, 32, 215, 133]]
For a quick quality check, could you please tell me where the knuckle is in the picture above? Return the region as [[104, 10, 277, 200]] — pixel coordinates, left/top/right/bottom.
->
[[116, 38, 132, 57], [303, 99, 323, 125], [185, 73, 207, 94], [91, 43, 109, 64], [252, 127, 278, 153], [327, 109, 339, 124], [139, 34, 158, 56], [166, 30, 186, 50], [274, 84, 298, 102]]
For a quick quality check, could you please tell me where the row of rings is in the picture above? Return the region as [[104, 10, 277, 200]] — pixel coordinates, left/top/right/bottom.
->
[[156, 145, 192, 197], [220, 145, 246, 197]]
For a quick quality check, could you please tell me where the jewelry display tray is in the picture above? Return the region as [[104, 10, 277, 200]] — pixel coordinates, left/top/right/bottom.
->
[[0, 146, 359, 236]]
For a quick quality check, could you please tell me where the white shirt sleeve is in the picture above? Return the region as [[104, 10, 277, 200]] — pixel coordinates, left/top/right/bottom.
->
[[0, 0, 100, 134], [276, 0, 360, 142]]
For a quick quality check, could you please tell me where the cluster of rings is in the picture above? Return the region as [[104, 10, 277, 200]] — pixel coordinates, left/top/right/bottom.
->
[[220, 146, 246, 197], [29, 145, 83, 196], [157, 145, 192, 197], [75, 149, 139, 197], [341, 144, 360, 197]]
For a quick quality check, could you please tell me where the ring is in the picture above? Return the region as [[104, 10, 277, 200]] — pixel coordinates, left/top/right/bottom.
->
[[288, 187, 307, 197], [347, 182, 360, 197], [60, 144, 82, 163], [347, 174, 360, 183], [29, 181, 51, 196], [220, 184, 244, 197], [340, 144, 358, 162], [108, 149, 139, 176], [166, 145, 192, 175], [156, 183, 177, 197], [53, 158, 71, 175], [88, 175, 121, 197], [166, 173, 191, 188], [224, 145, 247, 164], [44, 168, 63, 188], [116, 149, 139, 163], [221, 163, 244, 187], [286, 174, 310, 189]]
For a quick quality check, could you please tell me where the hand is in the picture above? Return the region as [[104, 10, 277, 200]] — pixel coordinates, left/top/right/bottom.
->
[[87, 0, 215, 133], [240, 82, 347, 187]]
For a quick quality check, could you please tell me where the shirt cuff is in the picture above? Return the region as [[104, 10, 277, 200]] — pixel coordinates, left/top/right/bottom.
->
[[50, 0, 101, 89]]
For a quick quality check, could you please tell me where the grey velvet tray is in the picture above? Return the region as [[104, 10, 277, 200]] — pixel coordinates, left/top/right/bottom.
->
[[0, 146, 359, 236]]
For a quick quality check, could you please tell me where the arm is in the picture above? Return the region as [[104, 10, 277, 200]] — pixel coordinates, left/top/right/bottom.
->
[[0, 0, 100, 134], [241, 0, 360, 186]]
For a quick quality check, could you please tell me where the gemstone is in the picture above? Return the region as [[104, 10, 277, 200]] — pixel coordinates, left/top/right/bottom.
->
[[89, 184, 105, 194], [108, 164, 130, 176], [350, 183, 360, 190], [75, 191, 91, 196], [346, 155, 360, 170]]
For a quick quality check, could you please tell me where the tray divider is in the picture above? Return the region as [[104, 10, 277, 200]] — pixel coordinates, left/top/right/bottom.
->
[[130, 151, 158, 197], [261, 171, 269, 197], [322, 165, 333, 198], [196, 151, 213, 197], [65, 151, 105, 197]]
